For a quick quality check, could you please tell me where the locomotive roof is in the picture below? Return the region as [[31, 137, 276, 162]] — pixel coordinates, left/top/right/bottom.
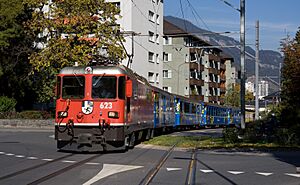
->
[[59, 65, 131, 75]]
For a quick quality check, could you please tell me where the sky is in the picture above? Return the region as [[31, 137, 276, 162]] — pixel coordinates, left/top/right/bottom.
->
[[164, 0, 300, 52]]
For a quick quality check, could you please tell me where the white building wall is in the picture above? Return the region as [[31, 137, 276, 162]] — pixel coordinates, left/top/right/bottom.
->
[[107, 0, 163, 88]]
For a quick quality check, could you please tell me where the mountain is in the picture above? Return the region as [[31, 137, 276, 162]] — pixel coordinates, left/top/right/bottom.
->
[[164, 16, 283, 89]]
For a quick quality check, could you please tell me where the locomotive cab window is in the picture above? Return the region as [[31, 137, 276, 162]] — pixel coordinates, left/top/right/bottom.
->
[[62, 76, 85, 99], [92, 76, 116, 99]]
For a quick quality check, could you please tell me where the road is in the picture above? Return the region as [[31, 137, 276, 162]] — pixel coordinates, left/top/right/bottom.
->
[[0, 128, 299, 185]]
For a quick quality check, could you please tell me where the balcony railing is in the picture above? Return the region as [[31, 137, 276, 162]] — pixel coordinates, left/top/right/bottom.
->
[[208, 54, 221, 62], [189, 63, 204, 71], [220, 75, 226, 81], [190, 78, 204, 86], [190, 95, 204, 101], [208, 82, 219, 88], [220, 63, 226, 70], [208, 96, 219, 102], [208, 68, 220, 75]]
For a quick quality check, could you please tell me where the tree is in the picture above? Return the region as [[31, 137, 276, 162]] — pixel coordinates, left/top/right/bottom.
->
[[0, 0, 36, 110], [24, 0, 126, 102], [224, 84, 240, 107], [280, 27, 300, 126]]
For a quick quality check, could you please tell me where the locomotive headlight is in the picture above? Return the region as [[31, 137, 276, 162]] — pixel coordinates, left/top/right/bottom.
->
[[108, 111, 119, 118], [58, 111, 68, 118]]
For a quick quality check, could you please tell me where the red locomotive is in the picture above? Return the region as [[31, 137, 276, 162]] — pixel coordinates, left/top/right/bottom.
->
[[55, 65, 156, 152]]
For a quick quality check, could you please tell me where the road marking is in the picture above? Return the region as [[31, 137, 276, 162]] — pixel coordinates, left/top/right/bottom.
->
[[166, 167, 182, 171], [228, 171, 245, 175], [15, 155, 25, 158], [285, 173, 300, 178], [0, 152, 4, 154], [42, 158, 54, 161], [296, 167, 300, 173], [255, 172, 273, 176], [62, 160, 76, 163], [85, 162, 100, 165], [27, 157, 38, 160], [200, 169, 214, 173], [83, 164, 143, 185], [5, 153, 14, 156], [49, 135, 55, 138]]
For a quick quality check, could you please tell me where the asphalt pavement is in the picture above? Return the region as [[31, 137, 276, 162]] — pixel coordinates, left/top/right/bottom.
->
[[0, 128, 299, 185]]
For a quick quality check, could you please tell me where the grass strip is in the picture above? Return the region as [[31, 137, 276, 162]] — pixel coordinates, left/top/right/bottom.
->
[[143, 135, 300, 150]]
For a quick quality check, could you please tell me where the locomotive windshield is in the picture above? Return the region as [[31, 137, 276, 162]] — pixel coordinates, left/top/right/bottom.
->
[[62, 76, 85, 99], [92, 76, 116, 99]]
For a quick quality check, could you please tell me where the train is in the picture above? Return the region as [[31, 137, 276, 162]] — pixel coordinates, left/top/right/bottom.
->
[[55, 64, 241, 152]]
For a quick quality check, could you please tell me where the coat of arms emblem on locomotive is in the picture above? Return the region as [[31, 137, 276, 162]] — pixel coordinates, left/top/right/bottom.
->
[[82, 100, 94, 114]]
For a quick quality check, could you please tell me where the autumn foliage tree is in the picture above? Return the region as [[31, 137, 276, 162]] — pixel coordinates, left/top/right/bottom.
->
[[280, 27, 300, 126], [24, 0, 126, 102]]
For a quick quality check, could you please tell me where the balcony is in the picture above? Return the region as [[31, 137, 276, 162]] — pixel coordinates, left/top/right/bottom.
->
[[208, 82, 219, 88], [190, 95, 204, 101], [220, 86, 226, 93], [220, 63, 226, 70], [208, 68, 220, 75], [208, 54, 220, 62], [220, 74, 226, 81], [189, 63, 204, 71], [190, 78, 204, 86], [208, 96, 219, 102]]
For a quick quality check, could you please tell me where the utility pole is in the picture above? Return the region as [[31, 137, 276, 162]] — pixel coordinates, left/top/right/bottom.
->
[[240, 0, 246, 129], [255, 20, 259, 120]]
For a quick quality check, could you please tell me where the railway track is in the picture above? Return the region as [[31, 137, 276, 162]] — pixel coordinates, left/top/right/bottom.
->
[[27, 153, 103, 185], [138, 142, 178, 185], [186, 149, 197, 185]]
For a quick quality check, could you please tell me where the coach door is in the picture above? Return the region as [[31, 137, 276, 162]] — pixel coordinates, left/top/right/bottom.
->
[[153, 91, 160, 128]]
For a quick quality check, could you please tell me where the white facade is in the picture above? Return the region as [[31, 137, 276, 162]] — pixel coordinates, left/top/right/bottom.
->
[[106, 0, 164, 88], [246, 81, 255, 93], [258, 80, 269, 99]]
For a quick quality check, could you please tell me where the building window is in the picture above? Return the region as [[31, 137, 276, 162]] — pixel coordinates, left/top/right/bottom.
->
[[148, 31, 155, 42], [163, 70, 172, 78], [156, 14, 160, 24], [163, 36, 172, 45], [148, 11, 155, 22], [148, 52, 154, 63], [148, 72, 155, 83], [156, 34, 159, 44], [156, 73, 159, 83], [156, 54, 159, 63], [163, 86, 172, 93], [163, 52, 172, 62]]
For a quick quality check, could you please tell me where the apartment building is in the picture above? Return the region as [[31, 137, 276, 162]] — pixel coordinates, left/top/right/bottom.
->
[[106, 0, 164, 88], [163, 18, 235, 104]]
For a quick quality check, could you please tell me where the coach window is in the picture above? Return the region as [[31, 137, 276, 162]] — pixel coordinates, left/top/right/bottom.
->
[[184, 102, 190, 113], [62, 76, 85, 99], [92, 76, 116, 99], [191, 104, 196, 113], [118, 76, 125, 99]]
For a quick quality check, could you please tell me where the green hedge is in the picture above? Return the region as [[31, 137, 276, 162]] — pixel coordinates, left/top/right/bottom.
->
[[0, 110, 53, 119], [0, 96, 16, 112]]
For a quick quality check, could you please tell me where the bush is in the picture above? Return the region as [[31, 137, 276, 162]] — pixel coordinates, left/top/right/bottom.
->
[[223, 127, 239, 143], [0, 96, 17, 112], [17, 111, 52, 119]]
